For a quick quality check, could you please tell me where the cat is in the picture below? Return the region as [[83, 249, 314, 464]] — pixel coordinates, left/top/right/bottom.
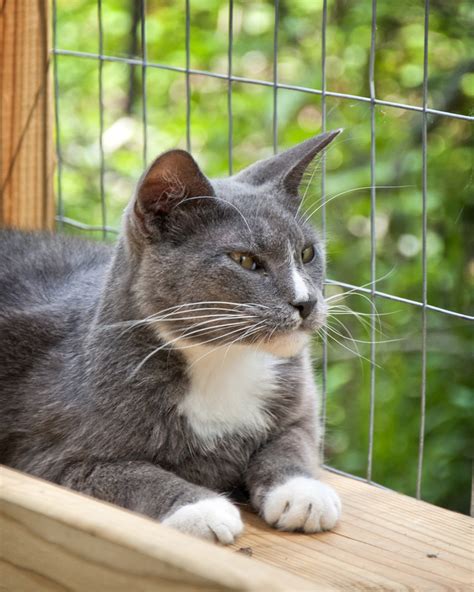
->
[[0, 130, 342, 544]]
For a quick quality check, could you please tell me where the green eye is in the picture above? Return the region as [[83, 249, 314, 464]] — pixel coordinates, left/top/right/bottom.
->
[[229, 252, 259, 271], [302, 245, 315, 264]]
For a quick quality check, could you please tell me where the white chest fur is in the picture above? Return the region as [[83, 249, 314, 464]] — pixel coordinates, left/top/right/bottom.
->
[[178, 344, 282, 444]]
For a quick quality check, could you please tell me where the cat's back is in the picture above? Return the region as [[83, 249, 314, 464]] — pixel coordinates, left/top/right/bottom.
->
[[0, 229, 112, 310], [0, 231, 113, 462], [0, 230, 113, 386]]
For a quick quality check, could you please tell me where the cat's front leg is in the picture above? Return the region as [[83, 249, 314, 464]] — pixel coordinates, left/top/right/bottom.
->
[[60, 460, 243, 544], [245, 427, 341, 533]]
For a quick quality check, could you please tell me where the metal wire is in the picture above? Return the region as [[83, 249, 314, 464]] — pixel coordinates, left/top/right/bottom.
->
[[272, 0, 279, 155], [51, 48, 474, 123], [51, 0, 64, 231], [325, 279, 474, 322], [56, 215, 119, 235], [416, 0, 430, 501], [227, 1, 233, 175], [141, 0, 148, 167], [319, 0, 329, 458], [323, 464, 391, 492], [185, 0, 191, 152], [50, 1, 473, 502], [97, 0, 107, 240], [367, 0, 377, 483]]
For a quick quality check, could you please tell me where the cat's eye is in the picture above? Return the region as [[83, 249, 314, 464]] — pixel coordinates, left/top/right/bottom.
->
[[301, 245, 315, 264], [229, 252, 259, 271]]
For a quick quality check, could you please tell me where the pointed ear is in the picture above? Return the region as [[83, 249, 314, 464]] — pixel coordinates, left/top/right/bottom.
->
[[133, 149, 215, 235], [235, 129, 342, 195]]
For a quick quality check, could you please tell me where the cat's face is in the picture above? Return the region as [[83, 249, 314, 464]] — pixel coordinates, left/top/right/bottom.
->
[[127, 132, 340, 358]]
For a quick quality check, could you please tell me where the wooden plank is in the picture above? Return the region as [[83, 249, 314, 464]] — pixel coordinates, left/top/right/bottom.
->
[[0, 467, 312, 592], [1, 467, 471, 591], [0, 0, 55, 230], [232, 471, 473, 591]]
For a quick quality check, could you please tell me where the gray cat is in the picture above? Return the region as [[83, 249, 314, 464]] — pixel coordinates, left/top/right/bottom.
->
[[0, 130, 341, 544]]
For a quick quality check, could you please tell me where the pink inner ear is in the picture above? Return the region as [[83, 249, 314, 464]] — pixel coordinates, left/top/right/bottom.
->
[[137, 150, 214, 215]]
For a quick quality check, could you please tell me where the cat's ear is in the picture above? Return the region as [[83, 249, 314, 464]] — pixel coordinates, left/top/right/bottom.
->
[[235, 129, 342, 195], [132, 149, 214, 235]]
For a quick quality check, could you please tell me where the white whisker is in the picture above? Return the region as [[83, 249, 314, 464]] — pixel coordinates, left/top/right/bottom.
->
[[116, 311, 254, 336], [129, 321, 265, 378], [173, 195, 253, 235], [327, 316, 402, 346], [319, 327, 380, 368], [302, 185, 412, 225]]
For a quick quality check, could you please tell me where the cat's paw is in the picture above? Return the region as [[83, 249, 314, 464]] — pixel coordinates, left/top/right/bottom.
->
[[162, 497, 243, 544], [262, 476, 341, 533]]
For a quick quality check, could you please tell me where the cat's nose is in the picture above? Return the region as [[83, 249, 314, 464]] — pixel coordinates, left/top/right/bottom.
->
[[291, 299, 316, 319]]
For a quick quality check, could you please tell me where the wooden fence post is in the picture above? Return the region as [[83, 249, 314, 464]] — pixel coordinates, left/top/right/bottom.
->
[[1, 0, 55, 230]]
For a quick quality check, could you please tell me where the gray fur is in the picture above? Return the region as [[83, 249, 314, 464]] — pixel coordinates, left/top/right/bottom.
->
[[0, 131, 340, 530]]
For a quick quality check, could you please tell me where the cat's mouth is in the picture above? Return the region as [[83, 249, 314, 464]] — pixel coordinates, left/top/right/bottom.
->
[[255, 312, 326, 358], [255, 328, 309, 358]]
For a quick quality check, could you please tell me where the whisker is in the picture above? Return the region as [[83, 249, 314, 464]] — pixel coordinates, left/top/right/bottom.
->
[[129, 321, 265, 378], [221, 324, 265, 363], [142, 300, 270, 316], [174, 320, 252, 340], [325, 322, 362, 361], [175, 317, 258, 336], [324, 268, 396, 317], [328, 303, 381, 333], [174, 323, 265, 352], [105, 306, 262, 334], [324, 266, 396, 302], [330, 313, 375, 335], [301, 185, 413, 225], [151, 314, 256, 327], [327, 316, 402, 345], [328, 305, 396, 317], [319, 327, 381, 368], [327, 304, 399, 336], [115, 312, 255, 337], [173, 195, 253, 235], [327, 292, 383, 327], [295, 159, 323, 218], [187, 322, 266, 370]]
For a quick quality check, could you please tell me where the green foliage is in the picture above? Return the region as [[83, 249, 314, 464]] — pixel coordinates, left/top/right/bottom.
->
[[55, 0, 473, 513]]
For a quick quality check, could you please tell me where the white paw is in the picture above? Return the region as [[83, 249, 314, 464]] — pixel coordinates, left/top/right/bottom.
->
[[262, 477, 341, 533], [162, 497, 243, 544]]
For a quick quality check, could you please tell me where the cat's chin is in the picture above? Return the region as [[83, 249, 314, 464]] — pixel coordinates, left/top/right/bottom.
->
[[254, 330, 309, 358], [155, 324, 309, 359]]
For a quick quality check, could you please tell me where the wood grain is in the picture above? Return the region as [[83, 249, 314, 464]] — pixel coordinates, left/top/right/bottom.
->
[[0, 467, 312, 592], [1, 467, 472, 591], [232, 471, 473, 591], [1, 0, 55, 230]]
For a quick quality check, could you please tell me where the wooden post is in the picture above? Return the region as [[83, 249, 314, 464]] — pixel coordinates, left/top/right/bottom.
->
[[0, 0, 55, 230]]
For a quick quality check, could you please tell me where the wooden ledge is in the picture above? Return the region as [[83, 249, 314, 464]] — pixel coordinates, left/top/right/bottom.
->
[[1, 467, 472, 591], [233, 471, 472, 591]]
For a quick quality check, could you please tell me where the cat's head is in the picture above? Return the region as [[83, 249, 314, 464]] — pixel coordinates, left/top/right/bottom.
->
[[125, 130, 341, 358]]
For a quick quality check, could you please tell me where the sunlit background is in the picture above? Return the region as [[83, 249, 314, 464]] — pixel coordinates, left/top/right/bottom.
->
[[53, 0, 473, 513]]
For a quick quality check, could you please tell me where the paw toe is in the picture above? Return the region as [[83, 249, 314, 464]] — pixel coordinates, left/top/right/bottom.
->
[[262, 477, 341, 533], [163, 497, 243, 545]]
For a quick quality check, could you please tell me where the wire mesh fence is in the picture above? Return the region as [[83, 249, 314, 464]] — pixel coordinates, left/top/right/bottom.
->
[[50, 0, 473, 513]]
